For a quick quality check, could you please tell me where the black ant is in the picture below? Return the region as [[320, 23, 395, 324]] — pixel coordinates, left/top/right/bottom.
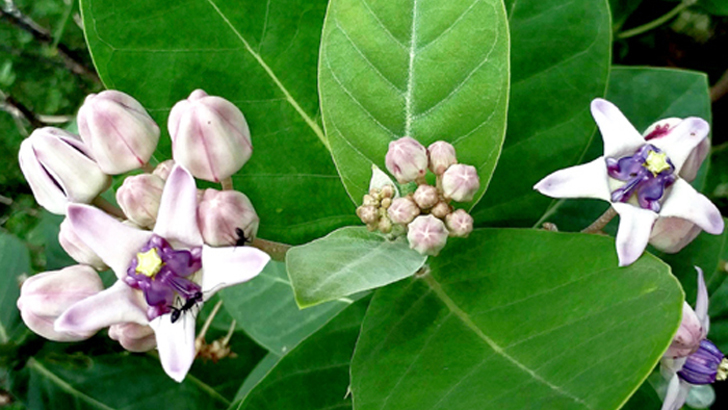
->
[[235, 228, 249, 246], [169, 291, 203, 323]]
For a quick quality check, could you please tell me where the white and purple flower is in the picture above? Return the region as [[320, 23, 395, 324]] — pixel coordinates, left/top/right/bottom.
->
[[534, 99, 723, 266], [53, 165, 270, 382]]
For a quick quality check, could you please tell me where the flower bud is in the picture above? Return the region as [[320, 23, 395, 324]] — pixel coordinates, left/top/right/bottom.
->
[[168, 89, 252, 182], [413, 185, 439, 209], [197, 189, 259, 246], [446, 209, 474, 237], [59, 218, 107, 271], [431, 201, 451, 219], [116, 173, 165, 229], [378, 216, 393, 233], [109, 323, 157, 352], [385, 137, 428, 183], [17, 265, 104, 341], [380, 185, 395, 199], [18, 127, 111, 214], [357, 205, 380, 224], [428, 141, 457, 175], [77, 90, 160, 174], [442, 164, 480, 202], [649, 217, 702, 254], [153, 159, 176, 180], [665, 302, 705, 359], [644, 118, 709, 182], [407, 215, 448, 256], [387, 197, 419, 225]]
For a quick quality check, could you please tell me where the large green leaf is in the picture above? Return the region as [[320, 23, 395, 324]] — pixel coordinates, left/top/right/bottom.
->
[[0, 233, 31, 345], [541, 66, 713, 232], [219, 260, 352, 355], [286, 227, 427, 307], [318, 0, 510, 207], [351, 229, 682, 410], [231, 297, 370, 410], [470, 0, 611, 227], [81, 0, 358, 245], [700, 0, 728, 15]]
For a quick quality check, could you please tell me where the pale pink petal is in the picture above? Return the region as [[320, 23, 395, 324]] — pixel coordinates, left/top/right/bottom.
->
[[660, 179, 724, 235], [67, 204, 153, 279], [55, 281, 148, 333], [661, 375, 690, 410], [613, 203, 658, 267], [150, 312, 197, 382], [200, 245, 270, 295], [591, 99, 645, 158], [695, 266, 709, 334], [649, 217, 701, 253], [650, 118, 710, 175], [533, 157, 611, 201], [154, 165, 203, 247], [680, 138, 710, 183]]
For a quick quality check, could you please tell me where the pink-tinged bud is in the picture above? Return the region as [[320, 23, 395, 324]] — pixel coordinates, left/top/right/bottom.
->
[[649, 217, 702, 253], [116, 173, 165, 229], [153, 159, 176, 180], [18, 127, 111, 215], [168, 89, 252, 182], [431, 201, 451, 219], [357, 205, 379, 224], [17, 265, 103, 342], [59, 218, 107, 271], [643, 118, 709, 182], [197, 189, 259, 246], [441, 164, 480, 202], [385, 137, 428, 183], [407, 215, 448, 256], [413, 185, 439, 209], [665, 302, 705, 359], [388, 197, 419, 224], [109, 323, 156, 352], [427, 141, 457, 175], [446, 209, 474, 237], [77, 90, 160, 174]]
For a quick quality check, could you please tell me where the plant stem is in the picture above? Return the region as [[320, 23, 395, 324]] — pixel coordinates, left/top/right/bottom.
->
[[616, 0, 693, 40], [581, 207, 617, 234], [197, 300, 223, 342], [141, 163, 155, 173], [92, 196, 125, 219], [220, 178, 233, 191], [250, 237, 291, 261]]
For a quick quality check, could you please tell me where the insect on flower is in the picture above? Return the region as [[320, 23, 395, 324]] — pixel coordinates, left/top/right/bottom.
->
[[234, 227, 250, 247], [169, 291, 204, 324]]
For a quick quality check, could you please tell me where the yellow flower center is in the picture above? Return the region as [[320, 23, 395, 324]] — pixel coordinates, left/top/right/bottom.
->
[[644, 151, 670, 176], [136, 248, 163, 278]]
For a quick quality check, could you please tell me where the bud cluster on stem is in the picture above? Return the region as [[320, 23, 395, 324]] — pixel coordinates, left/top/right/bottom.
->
[[356, 138, 479, 256]]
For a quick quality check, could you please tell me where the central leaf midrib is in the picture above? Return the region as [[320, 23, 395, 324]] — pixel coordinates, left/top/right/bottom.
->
[[422, 274, 593, 409], [28, 358, 117, 410]]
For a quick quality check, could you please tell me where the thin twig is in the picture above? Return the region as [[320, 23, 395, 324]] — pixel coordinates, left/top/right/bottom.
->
[[616, 0, 694, 39], [711, 69, 728, 103], [250, 237, 291, 261], [581, 207, 617, 234]]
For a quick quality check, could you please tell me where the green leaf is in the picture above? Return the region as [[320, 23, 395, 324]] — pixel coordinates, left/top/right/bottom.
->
[[351, 229, 682, 410], [470, 0, 611, 227], [233, 353, 280, 402], [231, 297, 370, 410], [219, 260, 352, 355], [318, 0, 510, 207], [26, 211, 75, 272], [286, 227, 427, 308], [81, 0, 358, 245], [609, 0, 645, 30], [622, 378, 662, 410], [541, 66, 713, 232], [699, 0, 728, 15], [0, 233, 31, 344]]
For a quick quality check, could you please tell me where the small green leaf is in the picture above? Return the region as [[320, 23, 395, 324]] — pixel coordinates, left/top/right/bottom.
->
[[351, 229, 682, 410], [470, 0, 611, 227], [232, 297, 370, 410], [700, 0, 728, 15], [286, 227, 427, 308], [0, 233, 31, 345], [319, 0, 510, 207], [219, 260, 352, 355]]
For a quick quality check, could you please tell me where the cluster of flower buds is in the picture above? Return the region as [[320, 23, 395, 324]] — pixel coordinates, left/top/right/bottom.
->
[[356, 137, 479, 256], [17, 89, 261, 358]]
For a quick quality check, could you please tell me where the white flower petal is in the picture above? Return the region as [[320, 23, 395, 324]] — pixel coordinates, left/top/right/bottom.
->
[[154, 165, 203, 247], [533, 157, 611, 201], [590, 99, 645, 158], [613, 203, 658, 267], [661, 375, 681, 410], [369, 164, 399, 197], [68, 204, 153, 279], [200, 245, 270, 295], [695, 266, 709, 333], [150, 312, 197, 383], [650, 118, 710, 175], [54, 281, 148, 333], [660, 179, 724, 235]]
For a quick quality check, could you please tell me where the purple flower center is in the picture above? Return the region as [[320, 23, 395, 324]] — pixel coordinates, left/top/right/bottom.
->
[[678, 339, 727, 385], [125, 235, 202, 320], [606, 144, 676, 212]]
